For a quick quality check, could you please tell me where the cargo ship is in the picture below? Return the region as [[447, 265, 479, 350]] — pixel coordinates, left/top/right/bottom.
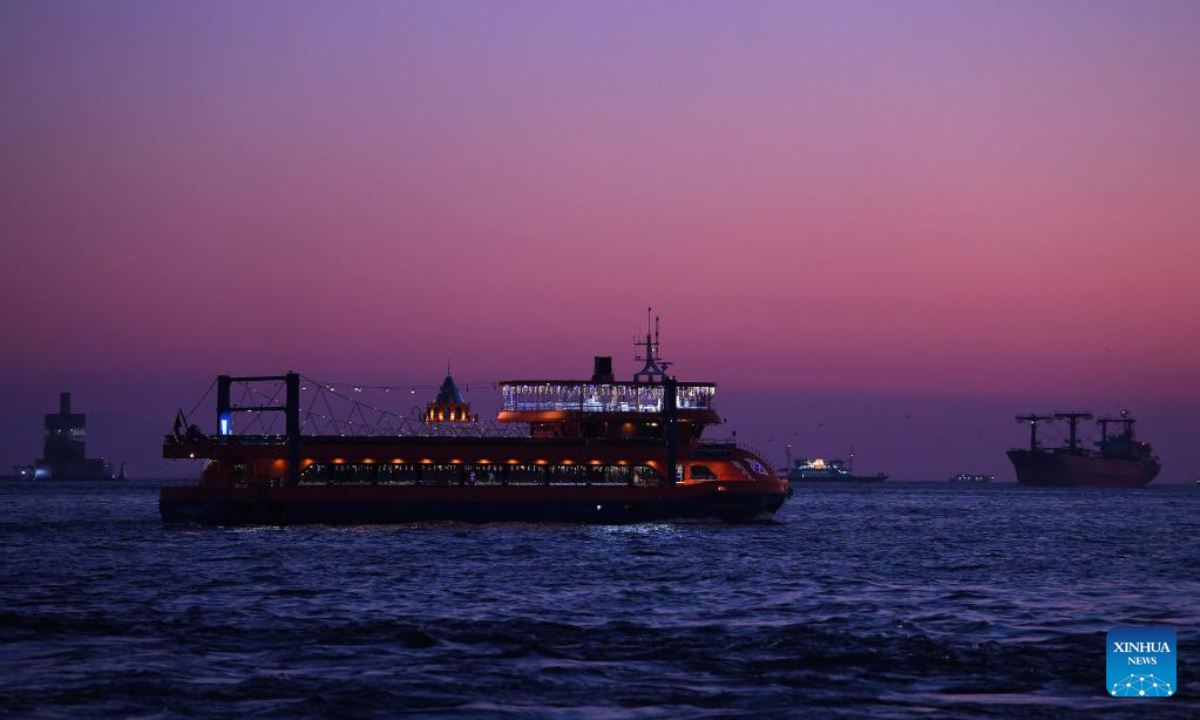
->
[[160, 320, 789, 524], [1007, 411, 1160, 487]]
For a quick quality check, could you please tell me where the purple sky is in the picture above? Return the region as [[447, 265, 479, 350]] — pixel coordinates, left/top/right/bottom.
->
[[2, 1, 1198, 480]]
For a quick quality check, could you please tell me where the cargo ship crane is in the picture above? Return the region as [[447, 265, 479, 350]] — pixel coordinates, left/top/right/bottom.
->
[[1015, 414, 1055, 451], [1098, 410, 1135, 445], [1053, 412, 1094, 453]]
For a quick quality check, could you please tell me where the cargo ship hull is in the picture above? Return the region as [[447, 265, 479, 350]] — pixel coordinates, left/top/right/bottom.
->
[[1007, 450, 1160, 487], [160, 481, 788, 525]]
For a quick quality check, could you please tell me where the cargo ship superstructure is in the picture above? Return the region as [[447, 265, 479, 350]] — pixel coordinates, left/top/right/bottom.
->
[[1007, 411, 1160, 487], [160, 321, 788, 524]]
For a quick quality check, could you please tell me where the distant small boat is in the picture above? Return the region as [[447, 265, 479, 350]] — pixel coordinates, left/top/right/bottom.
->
[[949, 473, 994, 483]]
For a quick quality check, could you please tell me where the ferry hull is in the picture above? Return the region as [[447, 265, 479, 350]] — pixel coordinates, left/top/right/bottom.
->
[[160, 481, 788, 525], [1007, 450, 1159, 488]]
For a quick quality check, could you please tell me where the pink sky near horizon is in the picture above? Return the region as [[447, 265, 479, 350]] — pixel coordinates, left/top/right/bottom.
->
[[2, 1, 1199, 476]]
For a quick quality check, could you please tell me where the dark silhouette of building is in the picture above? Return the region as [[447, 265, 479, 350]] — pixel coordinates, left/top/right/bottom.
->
[[35, 392, 113, 480]]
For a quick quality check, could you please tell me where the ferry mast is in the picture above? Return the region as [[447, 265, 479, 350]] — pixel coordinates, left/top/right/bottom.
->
[[633, 307, 672, 383]]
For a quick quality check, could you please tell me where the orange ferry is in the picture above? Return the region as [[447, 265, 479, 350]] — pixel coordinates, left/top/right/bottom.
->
[[160, 322, 789, 524]]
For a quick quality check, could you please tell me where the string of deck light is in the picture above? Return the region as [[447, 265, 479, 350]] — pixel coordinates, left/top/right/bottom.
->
[[296, 377, 501, 395], [237, 382, 286, 434], [295, 375, 504, 437], [290, 378, 525, 438]]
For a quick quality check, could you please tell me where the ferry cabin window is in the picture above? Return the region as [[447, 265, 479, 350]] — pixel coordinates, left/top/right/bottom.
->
[[301, 463, 380, 485], [376, 464, 420, 485], [462, 465, 503, 485], [547, 465, 589, 484], [301, 463, 328, 483], [299, 462, 665, 486], [422, 465, 460, 484], [508, 465, 546, 484], [690, 464, 717, 480], [505, 464, 662, 485], [629, 465, 661, 486], [330, 463, 377, 484], [594, 465, 632, 485]]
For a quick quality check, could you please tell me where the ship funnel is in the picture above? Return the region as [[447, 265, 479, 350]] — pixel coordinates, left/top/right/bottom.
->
[[60, 392, 71, 415], [591, 356, 614, 383]]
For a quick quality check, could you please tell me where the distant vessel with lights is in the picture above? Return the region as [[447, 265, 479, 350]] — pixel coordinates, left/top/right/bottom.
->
[[1007, 411, 1160, 487], [949, 473, 994, 483], [160, 316, 788, 524], [0, 392, 121, 481], [784, 451, 888, 484]]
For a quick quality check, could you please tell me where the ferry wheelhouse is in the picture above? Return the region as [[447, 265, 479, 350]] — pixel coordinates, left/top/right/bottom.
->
[[160, 326, 789, 524]]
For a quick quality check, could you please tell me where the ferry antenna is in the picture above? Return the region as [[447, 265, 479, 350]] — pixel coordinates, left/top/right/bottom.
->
[[633, 306, 673, 383]]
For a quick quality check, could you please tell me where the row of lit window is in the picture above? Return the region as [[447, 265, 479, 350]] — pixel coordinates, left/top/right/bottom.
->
[[500, 383, 715, 412], [46, 428, 86, 437], [298, 462, 668, 485], [308, 457, 653, 467]]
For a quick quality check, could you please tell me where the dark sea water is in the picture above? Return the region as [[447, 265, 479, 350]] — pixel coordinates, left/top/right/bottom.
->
[[1, 481, 1197, 718]]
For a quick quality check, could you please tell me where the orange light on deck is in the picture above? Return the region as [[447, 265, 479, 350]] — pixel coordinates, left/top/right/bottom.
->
[[535, 459, 548, 465], [477, 459, 492, 465], [506, 459, 520, 465], [332, 458, 346, 465], [302, 459, 315, 468], [362, 458, 375, 464], [617, 460, 628, 466], [589, 459, 602, 465], [562, 459, 574, 465], [391, 458, 405, 464], [421, 458, 433, 465], [450, 459, 462, 464]]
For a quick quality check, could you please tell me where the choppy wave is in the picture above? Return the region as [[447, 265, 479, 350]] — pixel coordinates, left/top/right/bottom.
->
[[1, 481, 1197, 717]]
